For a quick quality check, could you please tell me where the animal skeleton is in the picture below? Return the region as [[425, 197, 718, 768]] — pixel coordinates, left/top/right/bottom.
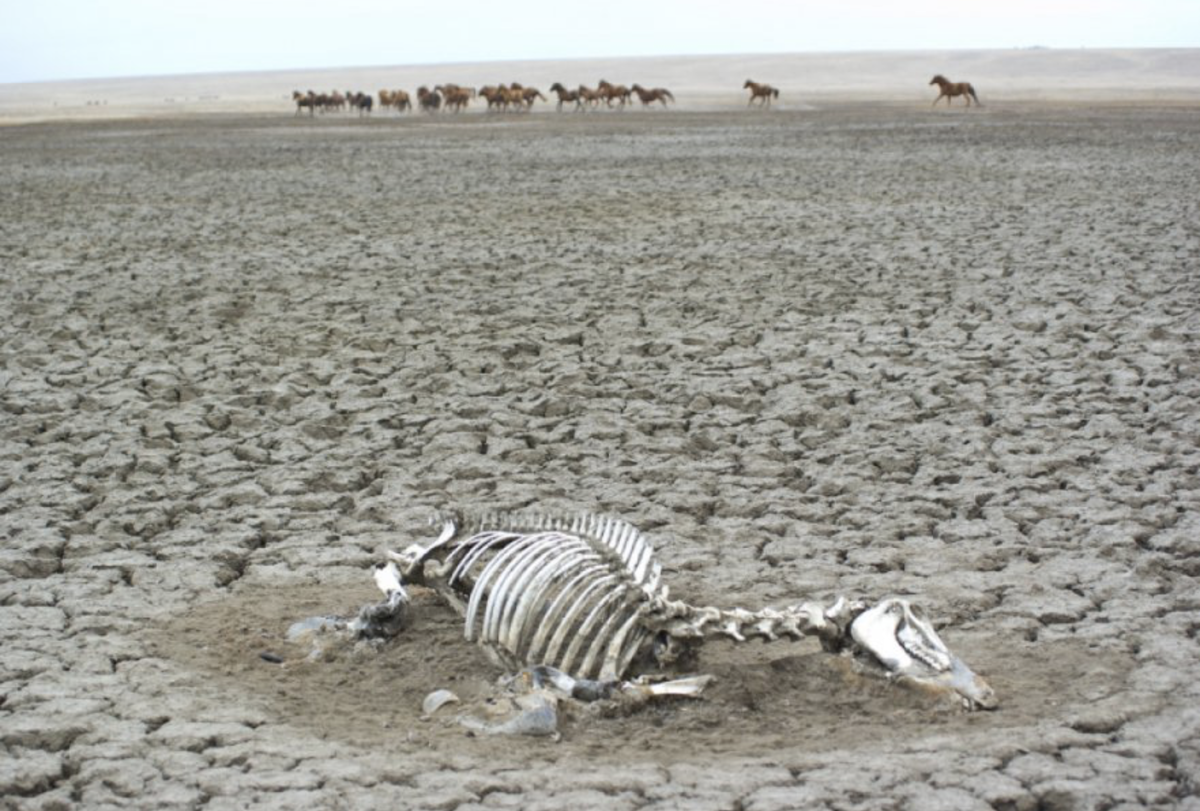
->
[[368, 511, 997, 711]]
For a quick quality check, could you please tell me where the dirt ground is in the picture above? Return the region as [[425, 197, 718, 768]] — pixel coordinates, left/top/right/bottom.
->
[[1, 103, 1199, 810]]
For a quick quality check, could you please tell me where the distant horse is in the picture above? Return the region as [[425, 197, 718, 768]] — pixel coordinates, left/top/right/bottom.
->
[[436, 84, 472, 112], [631, 84, 674, 108], [518, 86, 546, 110], [417, 86, 442, 113], [930, 75, 980, 107], [444, 87, 473, 112], [348, 92, 373, 115], [597, 80, 632, 108], [549, 82, 583, 111], [475, 85, 508, 111], [377, 89, 412, 112], [577, 85, 604, 108], [743, 80, 779, 108], [292, 90, 316, 116]]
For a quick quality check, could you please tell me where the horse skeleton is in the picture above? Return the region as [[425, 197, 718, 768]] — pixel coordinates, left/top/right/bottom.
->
[[364, 511, 997, 711]]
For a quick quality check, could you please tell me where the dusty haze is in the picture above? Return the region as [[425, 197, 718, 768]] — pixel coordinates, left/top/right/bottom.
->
[[2, 48, 1199, 123]]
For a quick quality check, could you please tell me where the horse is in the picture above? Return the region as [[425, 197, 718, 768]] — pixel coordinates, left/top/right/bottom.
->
[[743, 80, 779, 108], [929, 75, 981, 107], [597, 79, 631, 108], [396, 91, 412, 112], [576, 85, 604, 108], [348, 92, 373, 116], [417, 86, 442, 113], [292, 90, 317, 116], [631, 84, 674, 108], [549, 82, 584, 112], [519, 86, 546, 110], [436, 84, 473, 110], [440, 86, 473, 112], [476, 85, 506, 112]]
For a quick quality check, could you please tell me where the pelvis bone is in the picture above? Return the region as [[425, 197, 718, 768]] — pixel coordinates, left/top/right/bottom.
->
[[371, 511, 997, 711]]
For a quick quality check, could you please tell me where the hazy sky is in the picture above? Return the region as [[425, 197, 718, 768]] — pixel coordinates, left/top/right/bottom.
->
[[3, 0, 1198, 83]]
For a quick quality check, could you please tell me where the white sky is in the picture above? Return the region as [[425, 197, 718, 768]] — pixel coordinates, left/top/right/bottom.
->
[[3, 0, 1198, 84]]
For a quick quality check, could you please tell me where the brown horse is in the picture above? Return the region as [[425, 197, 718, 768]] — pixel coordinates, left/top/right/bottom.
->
[[519, 86, 546, 110], [379, 89, 411, 112], [930, 75, 981, 107], [477, 86, 508, 112], [597, 80, 632, 108], [292, 90, 316, 116], [549, 82, 583, 112], [437, 84, 472, 112], [445, 88, 472, 112], [743, 80, 779, 108], [576, 85, 604, 108], [631, 84, 674, 108]]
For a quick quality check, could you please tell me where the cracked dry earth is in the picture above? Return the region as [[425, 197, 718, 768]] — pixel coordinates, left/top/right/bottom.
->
[[1, 104, 1199, 810]]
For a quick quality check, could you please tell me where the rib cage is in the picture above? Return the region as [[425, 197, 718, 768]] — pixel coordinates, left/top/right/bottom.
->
[[414, 512, 666, 680]]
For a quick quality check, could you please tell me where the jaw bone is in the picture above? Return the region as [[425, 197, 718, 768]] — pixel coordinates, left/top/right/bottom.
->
[[849, 599, 997, 711]]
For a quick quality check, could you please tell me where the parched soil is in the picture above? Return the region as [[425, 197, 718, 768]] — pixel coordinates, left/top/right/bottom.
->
[[1, 104, 1198, 810]]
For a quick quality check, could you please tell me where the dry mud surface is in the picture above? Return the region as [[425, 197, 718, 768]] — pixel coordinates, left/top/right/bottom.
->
[[1, 105, 1199, 809]]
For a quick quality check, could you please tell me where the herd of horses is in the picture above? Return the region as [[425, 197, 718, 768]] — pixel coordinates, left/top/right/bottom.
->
[[292, 79, 680, 116], [291, 75, 981, 116]]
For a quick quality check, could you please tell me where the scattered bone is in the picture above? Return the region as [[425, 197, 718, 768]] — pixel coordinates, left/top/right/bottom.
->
[[459, 691, 560, 738], [421, 689, 460, 716]]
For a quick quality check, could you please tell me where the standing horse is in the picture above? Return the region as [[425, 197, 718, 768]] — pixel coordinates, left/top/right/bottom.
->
[[743, 80, 779, 108], [549, 82, 583, 111], [929, 75, 981, 107], [631, 84, 674, 108]]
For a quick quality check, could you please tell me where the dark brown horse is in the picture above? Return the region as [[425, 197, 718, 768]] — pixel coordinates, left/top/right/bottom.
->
[[416, 86, 442, 113], [743, 80, 779, 108], [930, 75, 980, 107], [630, 84, 674, 108], [292, 90, 316, 116], [549, 82, 583, 112], [347, 91, 373, 115]]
